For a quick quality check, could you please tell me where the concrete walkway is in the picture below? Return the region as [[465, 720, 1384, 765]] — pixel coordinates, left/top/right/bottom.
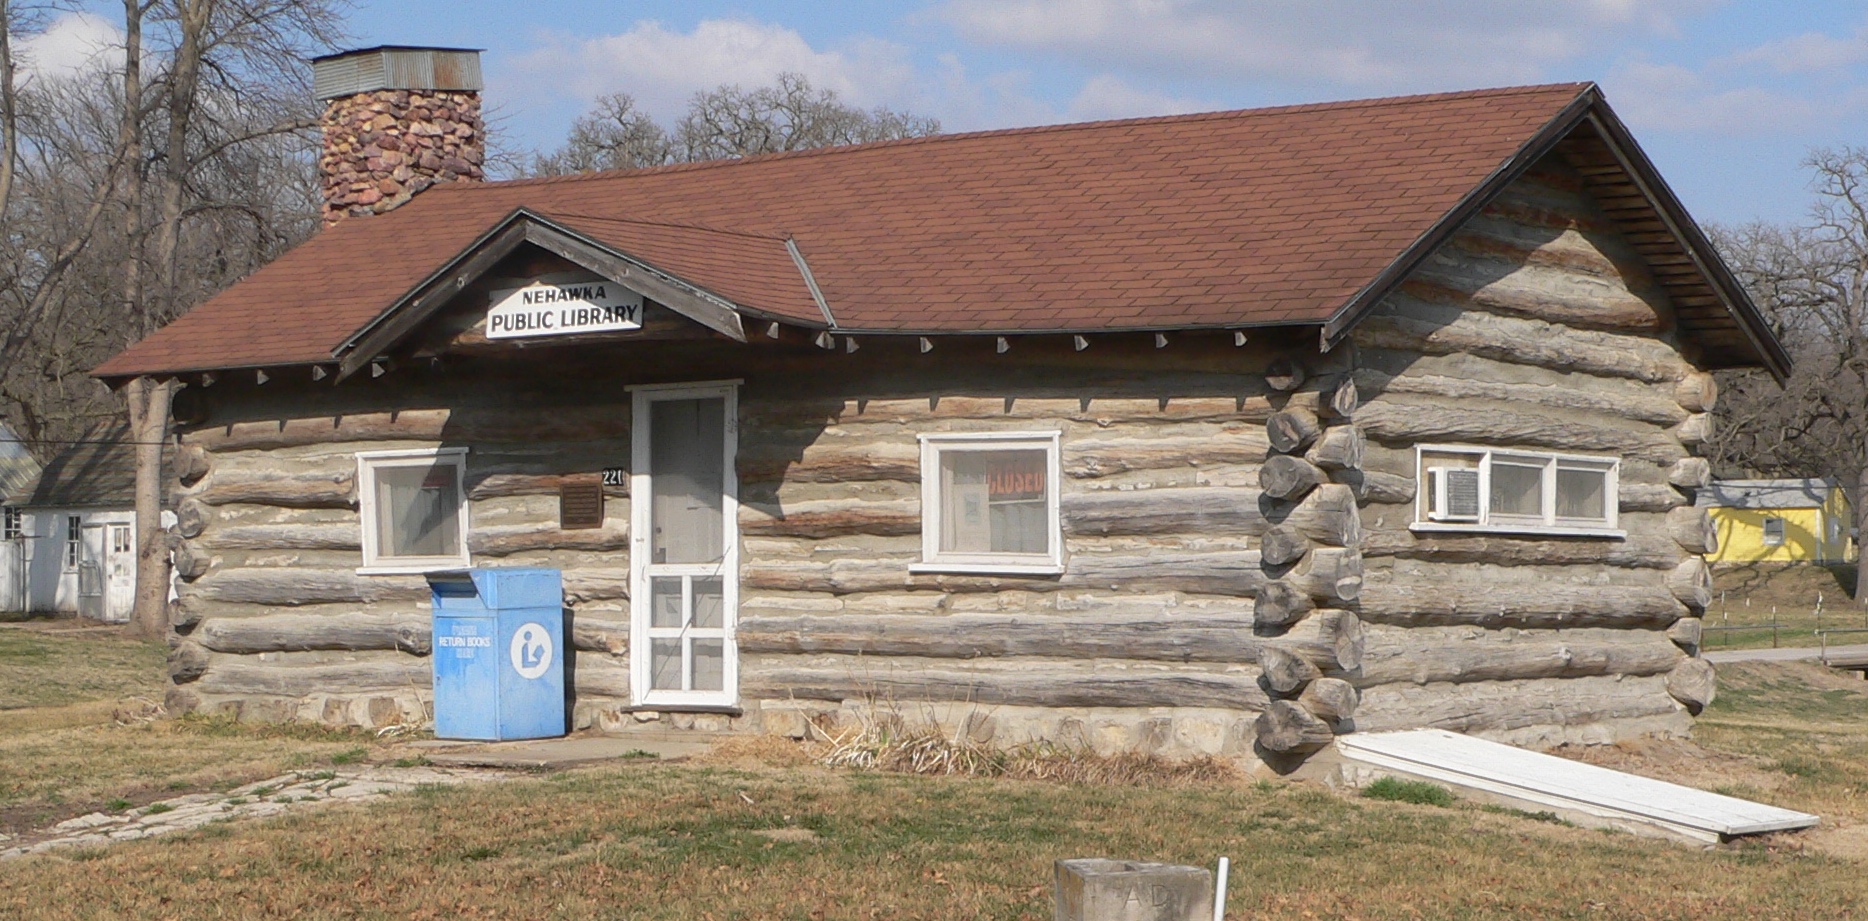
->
[[1705, 643, 1868, 664], [0, 765, 510, 860], [414, 732, 724, 769]]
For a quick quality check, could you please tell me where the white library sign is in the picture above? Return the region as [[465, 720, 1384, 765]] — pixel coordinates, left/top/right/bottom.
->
[[486, 281, 643, 339]]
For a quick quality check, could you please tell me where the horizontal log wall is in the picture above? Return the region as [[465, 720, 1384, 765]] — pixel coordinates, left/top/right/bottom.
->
[[1343, 153, 1714, 737], [158, 153, 1719, 750]]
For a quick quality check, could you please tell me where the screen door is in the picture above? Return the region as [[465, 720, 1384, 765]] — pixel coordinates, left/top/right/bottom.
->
[[630, 382, 739, 706]]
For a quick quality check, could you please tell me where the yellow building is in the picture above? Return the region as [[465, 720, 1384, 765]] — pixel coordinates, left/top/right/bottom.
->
[[1700, 478, 1855, 564]]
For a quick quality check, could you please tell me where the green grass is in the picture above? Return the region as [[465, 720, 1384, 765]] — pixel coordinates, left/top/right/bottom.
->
[[1360, 776, 1456, 807]]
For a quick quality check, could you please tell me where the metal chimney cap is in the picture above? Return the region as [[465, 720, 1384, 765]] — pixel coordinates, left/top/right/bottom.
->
[[311, 46, 484, 100]]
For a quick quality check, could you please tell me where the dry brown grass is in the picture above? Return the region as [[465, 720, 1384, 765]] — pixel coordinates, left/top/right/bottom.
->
[[818, 714, 1239, 786], [0, 625, 1865, 919], [0, 624, 399, 834]]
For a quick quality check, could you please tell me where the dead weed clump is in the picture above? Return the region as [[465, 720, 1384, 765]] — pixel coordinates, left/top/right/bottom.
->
[[818, 715, 1238, 786]]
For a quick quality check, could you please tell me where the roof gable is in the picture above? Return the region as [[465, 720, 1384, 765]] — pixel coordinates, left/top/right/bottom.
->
[[93, 83, 1787, 381]]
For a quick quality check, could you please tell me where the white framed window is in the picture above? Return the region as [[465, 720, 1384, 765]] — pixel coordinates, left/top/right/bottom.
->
[[2, 507, 20, 540], [913, 432, 1064, 575], [63, 515, 82, 570], [1762, 517, 1787, 547], [1412, 444, 1621, 538], [356, 448, 470, 574]]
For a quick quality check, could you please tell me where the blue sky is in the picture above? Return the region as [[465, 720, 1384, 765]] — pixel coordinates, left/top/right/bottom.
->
[[31, 1, 1868, 225]]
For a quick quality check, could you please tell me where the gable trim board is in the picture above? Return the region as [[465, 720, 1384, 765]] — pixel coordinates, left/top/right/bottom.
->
[[92, 83, 1788, 385], [334, 210, 752, 380]]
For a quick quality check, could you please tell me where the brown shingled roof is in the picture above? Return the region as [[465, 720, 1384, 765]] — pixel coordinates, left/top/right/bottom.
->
[[93, 82, 1786, 379]]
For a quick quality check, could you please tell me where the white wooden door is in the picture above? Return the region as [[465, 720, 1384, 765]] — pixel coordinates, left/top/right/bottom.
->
[[78, 523, 106, 621], [630, 382, 739, 708], [0, 537, 21, 613], [105, 524, 135, 622]]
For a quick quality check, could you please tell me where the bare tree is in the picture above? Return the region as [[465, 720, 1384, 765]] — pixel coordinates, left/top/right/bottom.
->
[[530, 92, 669, 175], [1, 1, 342, 636], [531, 72, 939, 177], [1709, 147, 1868, 604]]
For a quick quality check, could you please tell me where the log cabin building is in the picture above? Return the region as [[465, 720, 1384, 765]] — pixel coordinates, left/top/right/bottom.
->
[[96, 47, 1788, 762]]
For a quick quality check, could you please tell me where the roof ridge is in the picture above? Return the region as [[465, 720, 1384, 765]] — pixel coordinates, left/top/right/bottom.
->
[[546, 211, 789, 242], [451, 82, 1595, 192]]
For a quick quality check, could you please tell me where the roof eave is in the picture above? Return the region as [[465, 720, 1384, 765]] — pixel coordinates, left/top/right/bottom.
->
[[1317, 86, 1792, 385], [332, 208, 754, 381], [1319, 84, 1601, 350], [1579, 104, 1792, 383]]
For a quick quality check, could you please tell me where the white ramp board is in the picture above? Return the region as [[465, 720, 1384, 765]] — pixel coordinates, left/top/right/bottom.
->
[[1337, 729, 1818, 844]]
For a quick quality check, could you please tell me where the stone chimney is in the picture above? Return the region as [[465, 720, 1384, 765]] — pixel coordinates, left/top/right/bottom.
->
[[311, 46, 486, 225]]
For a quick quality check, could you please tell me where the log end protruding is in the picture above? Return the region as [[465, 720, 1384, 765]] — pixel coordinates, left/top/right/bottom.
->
[[1307, 425, 1365, 472], [1254, 699, 1335, 754], [1254, 580, 1315, 629], [1260, 454, 1326, 502], [1267, 407, 1322, 455], [168, 641, 209, 684], [169, 596, 204, 631], [1297, 677, 1359, 724], [1260, 524, 1311, 567], [1665, 506, 1719, 555], [1258, 645, 1322, 696], [1292, 547, 1362, 604], [1666, 557, 1713, 612], [176, 498, 210, 540], [1666, 616, 1702, 655], [173, 542, 210, 581], [174, 443, 211, 486], [1321, 378, 1360, 420], [1665, 658, 1716, 714], [1667, 457, 1712, 491], [1674, 371, 1718, 414], [1674, 413, 1715, 451], [1266, 358, 1307, 393]]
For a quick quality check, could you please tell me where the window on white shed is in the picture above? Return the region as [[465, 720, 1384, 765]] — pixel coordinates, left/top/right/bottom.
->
[[916, 433, 1062, 574], [1416, 446, 1619, 536], [357, 449, 470, 573], [2, 507, 20, 540], [63, 515, 82, 569]]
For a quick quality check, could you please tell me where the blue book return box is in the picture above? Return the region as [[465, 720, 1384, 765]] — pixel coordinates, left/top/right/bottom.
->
[[429, 568, 567, 741]]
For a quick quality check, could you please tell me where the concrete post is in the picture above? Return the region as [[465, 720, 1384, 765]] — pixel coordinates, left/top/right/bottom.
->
[[1054, 858, 1214, 921]]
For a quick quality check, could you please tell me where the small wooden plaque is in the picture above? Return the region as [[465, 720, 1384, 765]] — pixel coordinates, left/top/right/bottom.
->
[[559, 480, 605, 530]]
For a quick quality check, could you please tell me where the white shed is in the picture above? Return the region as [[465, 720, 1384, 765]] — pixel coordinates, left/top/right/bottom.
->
[[1, 426, 142, 623]]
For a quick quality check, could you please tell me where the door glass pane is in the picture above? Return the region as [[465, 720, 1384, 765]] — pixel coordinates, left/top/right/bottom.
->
[[650, 577, 684, 628], [375, 462, 460, 558], [1490, 462, 1544, 517], [692, 640, 724, 691], [650, 639, 684, 690], [692, 578, 724, 628], [940, 449, 1048, 554], [1555, 467, 1607, 521], [650, 398, 725, 564]]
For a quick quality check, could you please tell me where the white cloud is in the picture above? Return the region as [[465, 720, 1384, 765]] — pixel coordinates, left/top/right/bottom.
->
[[1065, 74, 1210, 121], [506, 19, 918, 120], [932, 0, 1719, 90], [504, 16, 1222, 137], [1606, 23, 1868, 138], [1722, 30, 1868, 75], [15, 12, 122, 84]]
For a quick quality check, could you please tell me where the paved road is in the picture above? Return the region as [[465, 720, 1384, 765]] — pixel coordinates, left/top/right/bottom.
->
[[1705, 643, 1868, 664]]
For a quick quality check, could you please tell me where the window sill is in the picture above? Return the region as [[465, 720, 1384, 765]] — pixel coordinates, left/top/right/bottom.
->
[[908, 561, 1067, 576], [357, 562, 474, 576], [1409, 522, 1626, 540]]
